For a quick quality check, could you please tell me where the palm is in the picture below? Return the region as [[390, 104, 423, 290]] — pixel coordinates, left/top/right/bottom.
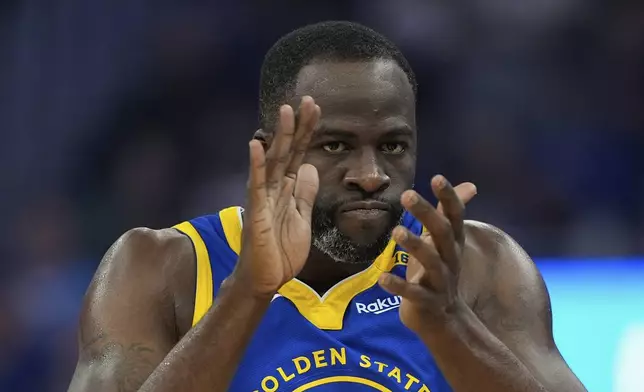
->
[[237, 97, 321, 296], [249, 200, 312, 286], [382, 181, 477, 332]]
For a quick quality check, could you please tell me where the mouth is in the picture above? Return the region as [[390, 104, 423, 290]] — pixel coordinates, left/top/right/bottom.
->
[[339, 201, 390, 220], [339, 201, 390, 213]]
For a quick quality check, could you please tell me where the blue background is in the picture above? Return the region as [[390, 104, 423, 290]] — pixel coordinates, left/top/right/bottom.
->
[[540, 259, 644, 392], [2, 2, 643, 391]]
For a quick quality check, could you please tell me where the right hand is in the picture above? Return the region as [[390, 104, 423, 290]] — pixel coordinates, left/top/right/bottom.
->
[[232, 96, 321, 298]]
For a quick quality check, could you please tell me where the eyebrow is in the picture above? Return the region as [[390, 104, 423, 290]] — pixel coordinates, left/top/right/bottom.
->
[[382, 127, 414, 137], [316, 126, 414, 139]]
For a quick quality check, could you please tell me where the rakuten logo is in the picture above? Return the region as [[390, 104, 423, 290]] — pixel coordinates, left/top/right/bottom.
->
[[355, 296, 403, 315]]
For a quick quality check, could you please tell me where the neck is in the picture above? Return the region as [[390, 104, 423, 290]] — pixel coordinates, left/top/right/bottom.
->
[[296, 247, 371, 294]]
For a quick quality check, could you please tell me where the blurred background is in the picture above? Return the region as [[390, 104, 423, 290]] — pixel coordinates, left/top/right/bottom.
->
[[1, 1, 643, 391]]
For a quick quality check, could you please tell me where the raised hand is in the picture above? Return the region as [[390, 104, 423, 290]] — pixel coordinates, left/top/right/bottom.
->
[[233, 96, 321, 298], [379, 175, 473, 333], [437, 182, 477, 216]]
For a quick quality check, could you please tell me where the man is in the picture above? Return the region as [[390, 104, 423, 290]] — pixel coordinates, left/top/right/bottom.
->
[[69, 21, 585, 391]]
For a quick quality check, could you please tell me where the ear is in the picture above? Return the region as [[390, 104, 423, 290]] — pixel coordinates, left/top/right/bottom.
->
[[253, 129, 273, 152]]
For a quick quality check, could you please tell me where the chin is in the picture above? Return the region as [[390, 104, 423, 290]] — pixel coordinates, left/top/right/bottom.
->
[[312, 224, 394, 265], [341, 226, 391, 247], [311, 205, 403, 264], [334, 214, 393, 244]]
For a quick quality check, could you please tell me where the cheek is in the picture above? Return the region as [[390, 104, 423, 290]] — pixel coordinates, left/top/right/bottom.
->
[[387, 159, 416, 187], [303, 155, 343, 201], [303, 151, 325, 168], [316, 169, 344, 197], [304, 153, 343, 182]]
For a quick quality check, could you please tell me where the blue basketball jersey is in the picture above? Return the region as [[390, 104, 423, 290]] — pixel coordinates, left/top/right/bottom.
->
[[174, 207, 452, 392]]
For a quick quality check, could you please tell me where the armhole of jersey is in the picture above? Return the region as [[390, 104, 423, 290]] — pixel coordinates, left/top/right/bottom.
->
[[219, 206, 243, 255], [173, 222, 213, 327]]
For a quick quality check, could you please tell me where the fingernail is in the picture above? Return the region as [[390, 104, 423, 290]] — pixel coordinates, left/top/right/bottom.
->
[[434, 175, 446, 188], [280, 105, 291, 114], [394, 227, 407, 241]]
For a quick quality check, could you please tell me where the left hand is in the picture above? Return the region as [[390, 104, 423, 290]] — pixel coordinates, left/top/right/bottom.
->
[[379, 175, 471, 334]]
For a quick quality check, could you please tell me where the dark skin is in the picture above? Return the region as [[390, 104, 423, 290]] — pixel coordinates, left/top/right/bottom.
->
[[68, 59, 585, 392], [256, 60, 418, 287], [379, 177, 586, 391]]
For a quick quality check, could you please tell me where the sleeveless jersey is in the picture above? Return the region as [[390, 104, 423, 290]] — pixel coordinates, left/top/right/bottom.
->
[[174, 207, 452, 392]]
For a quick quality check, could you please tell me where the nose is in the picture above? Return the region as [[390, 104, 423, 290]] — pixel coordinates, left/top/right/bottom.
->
[[343, 148, 391, 194]]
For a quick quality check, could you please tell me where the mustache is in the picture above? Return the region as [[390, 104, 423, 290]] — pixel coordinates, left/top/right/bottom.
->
[[314, 195, 402, 213]]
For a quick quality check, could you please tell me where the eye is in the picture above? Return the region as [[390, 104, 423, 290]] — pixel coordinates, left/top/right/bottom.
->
[[381, 142, 406, 154], [322, 142, 349, 154]]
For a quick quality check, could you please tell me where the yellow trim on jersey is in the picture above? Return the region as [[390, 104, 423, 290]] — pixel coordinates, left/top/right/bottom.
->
[[214, 205, 401, 330], [173, 222, 213, 327], [219, 206, 243, 255], [278, 240, 397, 330], [293, 376, 392, 392]]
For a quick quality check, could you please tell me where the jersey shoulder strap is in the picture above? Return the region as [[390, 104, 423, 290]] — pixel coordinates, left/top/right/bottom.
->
[[173, 206, 244, 326]]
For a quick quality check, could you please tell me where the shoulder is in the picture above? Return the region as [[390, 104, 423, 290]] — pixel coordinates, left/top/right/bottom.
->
[[118, 226, 192, 253], [460, 220, 545, 309], [458, 226, 583, 390], [87, 227, 197, 335], [101, 227, 194, 277], [463, 220, 538, 277]]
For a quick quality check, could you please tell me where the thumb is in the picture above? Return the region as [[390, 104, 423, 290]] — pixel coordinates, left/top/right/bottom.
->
[[437, 182, 477, 214], [293, 163, 319, 224]]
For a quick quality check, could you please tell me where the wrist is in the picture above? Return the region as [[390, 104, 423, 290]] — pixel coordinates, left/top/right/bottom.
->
[[419, 299, 471, 340], [221, 273, 277, 304]]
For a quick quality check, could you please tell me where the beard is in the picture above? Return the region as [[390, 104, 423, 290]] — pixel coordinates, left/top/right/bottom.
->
[[311, 196, 405, 265]]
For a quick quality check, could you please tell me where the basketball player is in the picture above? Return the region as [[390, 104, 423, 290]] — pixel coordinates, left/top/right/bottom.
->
[[68, 22, 585, 391]]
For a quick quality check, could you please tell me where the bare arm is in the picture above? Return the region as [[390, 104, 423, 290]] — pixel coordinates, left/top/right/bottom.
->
[[137, 274, 270, 392], [68, 228, 185, 392], [379, 177, 586, 392], [417, 221, 586, 392], [68, 228, 272, 392], [69, 97, 321, 392], [467, 221, 586, 391]]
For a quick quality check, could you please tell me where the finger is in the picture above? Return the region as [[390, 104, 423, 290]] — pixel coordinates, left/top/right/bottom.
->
[[265, 105, 296, 192], [431, 175, 465, 245], [378, 273, 433, 304], [286, 98, 320, 179], [247, 140, 268, 213], [293, 163, 319, 224], [392, 226, 447, 291], [437, 182, 477, 215], [401, 190, 459, 272]]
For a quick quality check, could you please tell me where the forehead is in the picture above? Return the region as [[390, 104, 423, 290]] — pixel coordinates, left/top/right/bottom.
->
[[292, 59, 415, 128]]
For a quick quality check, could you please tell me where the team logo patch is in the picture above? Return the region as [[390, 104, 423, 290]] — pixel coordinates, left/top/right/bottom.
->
[[355, 296, 403, 315]]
